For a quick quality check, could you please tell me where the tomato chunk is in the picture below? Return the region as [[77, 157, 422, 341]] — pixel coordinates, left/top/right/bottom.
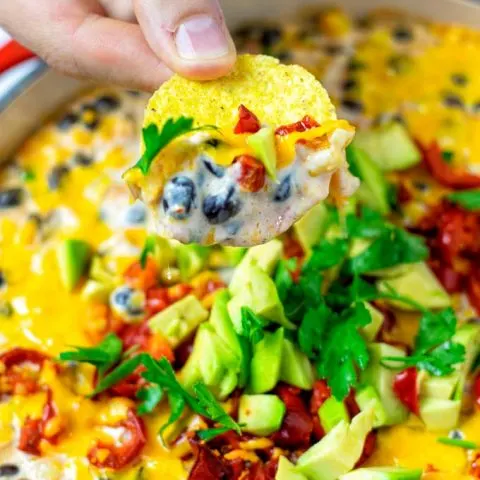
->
[[275, 116, 319, 136], [234, 105, 261, 134], [234, 155, 266, 192], [87, 409, 147, 470], [393, 367, 419, 415], [124, 258, 158, 291]]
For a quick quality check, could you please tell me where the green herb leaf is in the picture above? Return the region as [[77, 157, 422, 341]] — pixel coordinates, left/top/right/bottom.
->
[[240, 307, 266, 345], [447, 189, 480, 211], [59, 333, 123, 378], [137, 384, 163, 415], [140, 235, 157, 268], [415, 308, 457, 354], [193, 382, 241, 435], [275, 258, 297, 303], [441, 150, 454, 164], [197, 426, 233, 442], [437, 437, 479, 449], [303, 238, 349, 273], [159, 390, 186, 439], [346, 207, 389, 239], [298, 303, 331, 359]]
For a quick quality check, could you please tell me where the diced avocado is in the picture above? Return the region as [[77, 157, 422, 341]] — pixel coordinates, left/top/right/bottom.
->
[[210, 290, 241, 357], [89, 255, 117, 284], [420, 374, 459, 401], [149, 294, 208, 348], [246, 126, 277, 179], [355, 386, 388, 428], [360, 343, 409, 425], [146, 235, 177, 270], [352, 122, 421, 172], [296, 406, 375, 480], [318, 397, 349, 433], [222, 246, 247, 266], [419, 398, 461, 431], [294, 202, 330, 253], [239, 394, 286, 436], [360, 303, 384, 342], [347, 145, 390, 215], [228, 264, 295, 332], [280, 338, 314, 390], [249, 328, 284, 394], [377, 262, 450, 311], [276, 457, 308, 480], [230, 239, 284, 294], [175, 243, 209, 281], [57, 239, 91, 291], [339, 467, 422, 480], [81, 280, 113, 303]]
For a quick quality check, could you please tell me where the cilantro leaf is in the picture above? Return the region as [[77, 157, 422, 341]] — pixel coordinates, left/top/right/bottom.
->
[[302, 238, 349, 273], [346, 207, 389, 239], [447, 190, 480, 211], [348, 228, 428, 274], [299, 270, 324, 307], [193, 382, 241, 435], [59, 333, 123, 378], [140, 235, 157, 268], [240, 307, 266, 345], [137, 384, 163, 415], [160, 390, 186, 439], [415, 308, 457, 354], [275, 258, 297, 303], [197, 426, 233, 442], [298, 303, 331, 359]]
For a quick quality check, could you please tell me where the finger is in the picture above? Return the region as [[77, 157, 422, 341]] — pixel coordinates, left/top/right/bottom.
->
[[99, 0, 136, 22], [0, 1, 171, 91], [134, 0, 236, 80]]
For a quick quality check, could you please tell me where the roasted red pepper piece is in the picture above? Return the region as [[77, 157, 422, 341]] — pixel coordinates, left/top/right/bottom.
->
[[467, 272, 480, 315], [422, 142, 480, 189], [272, 384, 313, 448], [0, 348, 48, 395], [188, 441, 231, 480], [234, 155, 266, 192], [234, 105, 261, 135], [355, 431, 377, 467], [87, 409, 147, 470], [393, 367, 419, 415], [275, 116, 320, 136]]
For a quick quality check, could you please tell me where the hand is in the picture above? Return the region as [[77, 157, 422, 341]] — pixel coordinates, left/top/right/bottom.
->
[[0, 0, 236, 91]]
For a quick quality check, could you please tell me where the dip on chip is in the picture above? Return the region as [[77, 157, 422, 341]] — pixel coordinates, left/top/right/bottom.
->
[[124, 54, 359, 246]]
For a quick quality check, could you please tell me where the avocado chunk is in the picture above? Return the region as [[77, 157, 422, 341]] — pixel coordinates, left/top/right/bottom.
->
[[293, 202, 330, 254], [149, 235, 177, 270], [81, 279, 113, 303], [360, 343, 409, 425], [230, 239, 284, 294], [339, 467, 422, 480], [360, 303, 384, 342], [296, 405, 375, 480], [419, 398, 461, 431], [280, 338, 314, 390], [222, 246, 247, 266], [276, 457, 308, 480], [89, 255, 117, 284], [352, 122, 421, 172], [228, 264, 295, 332], [355, 385, 388, 428], [318, 397, 349, 433], [149, 294, 208, 347], [377, 262, 450, 311], [249, 328, 284, 394], [57, 239, 91, 291], [347, 144, 390, 215], [420, 374, 459, 401], [175, 243, 209, 281], [239, 394, 286, 436], [246, 126, 278, 179]]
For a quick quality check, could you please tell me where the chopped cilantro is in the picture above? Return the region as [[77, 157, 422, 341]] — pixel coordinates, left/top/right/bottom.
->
[[240, 307, 266, 345], [298, 302, 330, 359], [441, 150, 454, 164], [302, 238, 349, 273], [275, 258, 297, 303], [447, 189, 480, 211], [140, 235, 157, 268], [137, 384, 163, 415], [437, 437, 479, 449]]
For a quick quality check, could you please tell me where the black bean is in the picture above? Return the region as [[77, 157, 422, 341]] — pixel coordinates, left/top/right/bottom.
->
[[202, 157, 225, 178], [451, 73, 468, 87], [202, 186, 241, 224], [273, 175, 292, 202], [443, 93, 464, 109], [341, 98, 364, 113], [47, 165, 70, 190], [162, 176, 196, 220], [57, 113, 78, 131], [112, 287, 132, 307], [94, 95, 120, 113], [261, 27, 282, 48], [125, 203, 146, 224], [0, 464, 20, 476], [342, 78, 357, 92], [392, 25, 413, 42], [72, 152, 93, 167], [0, 188, 23, 209]]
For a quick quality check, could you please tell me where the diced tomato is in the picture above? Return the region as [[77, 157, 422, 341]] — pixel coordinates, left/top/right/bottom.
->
[[146, 286, 170, 316], [145, 334, 175, 362], [87, 409, 147, 470], [355, 431, 377, 467], [309, 380, 331, 441], [234, 155, 266, 192], [188, 442, 231, 480], [429, 261, 464, 294], [0, 348, 48, 395], [345, 389, 361, 417], [272, 384, 313, 448], [234, 105, 261, 135], [124, 258, 158, 291], [421, 142, 480, 189], [168, 283, 193, 303], [473, 374, 480, 410], [393, 367, 419, 415], [275, 116, 319, 136], [467, 271, 480, 315]]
